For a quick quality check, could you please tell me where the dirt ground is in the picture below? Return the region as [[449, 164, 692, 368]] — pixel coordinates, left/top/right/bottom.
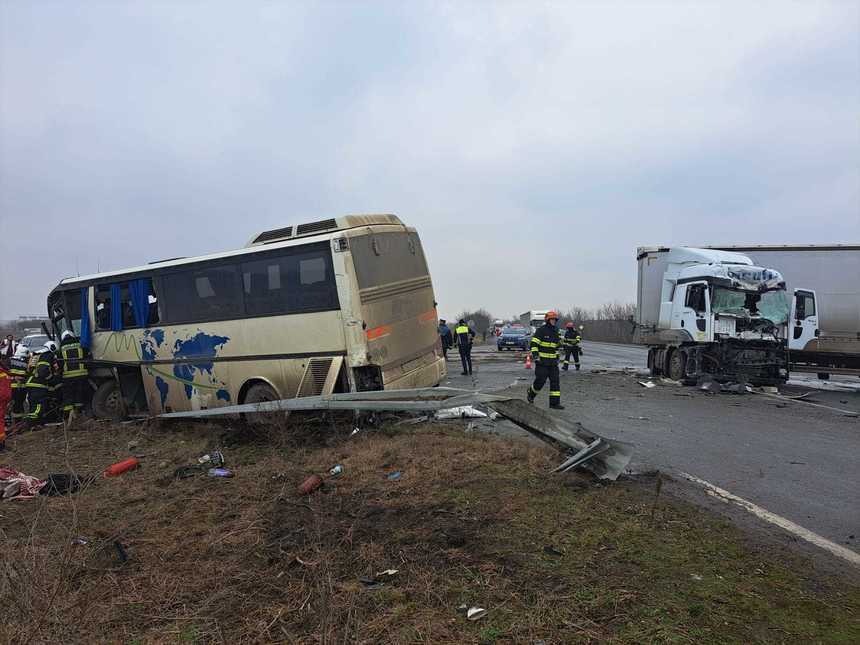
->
[[1, 416, 858, 644]]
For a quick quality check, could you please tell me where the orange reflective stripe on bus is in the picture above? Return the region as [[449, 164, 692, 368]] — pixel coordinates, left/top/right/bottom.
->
[[418, 309, 437, 324], [366, 325, 393, 340]]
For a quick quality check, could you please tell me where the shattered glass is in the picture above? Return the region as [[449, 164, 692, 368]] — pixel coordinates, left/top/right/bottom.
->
[[758, 289, 789, 324], [711, 288, 748, 316], [711, 287, 789, 324]]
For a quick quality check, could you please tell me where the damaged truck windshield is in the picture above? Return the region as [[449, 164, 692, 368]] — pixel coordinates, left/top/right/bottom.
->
[[46, 214, 446, 419], [711, 287, 789, 325]]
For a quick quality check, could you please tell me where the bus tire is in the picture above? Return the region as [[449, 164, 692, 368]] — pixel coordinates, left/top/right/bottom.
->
[[817, 373, 830, 380], [243, 382, 288, 427], [92, 380, 124, 420]]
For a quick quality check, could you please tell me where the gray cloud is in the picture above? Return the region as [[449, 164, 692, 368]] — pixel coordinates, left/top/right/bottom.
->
[[2, 1, 858, 321]]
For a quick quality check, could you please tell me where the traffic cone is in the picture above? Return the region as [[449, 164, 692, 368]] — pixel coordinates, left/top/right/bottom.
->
[[525, 353, 532, 369]]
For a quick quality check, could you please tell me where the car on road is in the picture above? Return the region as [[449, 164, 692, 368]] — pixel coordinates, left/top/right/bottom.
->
[[18, 333, 50, 352], [497, 326, 530, 351]]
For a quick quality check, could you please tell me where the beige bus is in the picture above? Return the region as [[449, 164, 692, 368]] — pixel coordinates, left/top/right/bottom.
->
[[46, 214, 446, 418]]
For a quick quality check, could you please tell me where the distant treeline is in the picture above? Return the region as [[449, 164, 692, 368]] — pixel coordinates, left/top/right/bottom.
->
[[0, 318, 49, 338], [454, 302, 637, 344]]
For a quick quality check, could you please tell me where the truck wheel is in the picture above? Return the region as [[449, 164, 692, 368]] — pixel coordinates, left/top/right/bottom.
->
[[243, 382, 288, 427], [647, 349, 658, 376], [667, 349, 686, 382], [91, 380, 125, 420], [817, 373, 830, 381]]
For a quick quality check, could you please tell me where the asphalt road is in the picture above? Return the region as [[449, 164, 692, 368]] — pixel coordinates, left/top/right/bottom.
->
[[446, 340, 860, 560]]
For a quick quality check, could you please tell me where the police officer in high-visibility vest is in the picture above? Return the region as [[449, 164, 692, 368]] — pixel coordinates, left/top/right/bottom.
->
[[561, 322, 583, 371], [25, 342, 61, 424], [8, 346, 31, 423], [58, 330, 89, 419], [527, 310, 565, 409], [454, 319, 476, 376]]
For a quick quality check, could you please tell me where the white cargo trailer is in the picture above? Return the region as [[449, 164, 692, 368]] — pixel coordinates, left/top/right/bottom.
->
[[709, 245, 860, 378]]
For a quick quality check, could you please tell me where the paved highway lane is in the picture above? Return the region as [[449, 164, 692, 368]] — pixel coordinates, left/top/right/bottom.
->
[[449, 341, 860, 560]]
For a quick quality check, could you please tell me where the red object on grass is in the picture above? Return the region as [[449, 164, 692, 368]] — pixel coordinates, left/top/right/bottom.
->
[[103, 457, 140, 478], [298, 474, 323, 495]]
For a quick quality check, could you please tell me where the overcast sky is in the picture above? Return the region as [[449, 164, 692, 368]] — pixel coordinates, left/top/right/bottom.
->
[[1, 1, 858, 322]]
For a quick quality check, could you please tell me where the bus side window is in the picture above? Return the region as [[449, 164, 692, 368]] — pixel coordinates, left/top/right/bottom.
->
[[293, 250, 337, 310], [95, 286, 111, 330]]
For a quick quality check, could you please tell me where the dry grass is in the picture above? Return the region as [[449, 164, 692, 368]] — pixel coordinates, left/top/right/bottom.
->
[[1, 416, 858, 644]]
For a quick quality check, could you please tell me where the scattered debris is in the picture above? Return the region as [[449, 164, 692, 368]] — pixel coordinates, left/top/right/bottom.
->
[[198, 451, 225, 467], [659, 378, 683, 386], [788, 461, 806, 465], [467, 607, 488, 621], [376, 569, 398, 577], [103, 457, 140, 478], [174, 465, 206, 479], [435, 405, 488, 420], [113, 540, 129, 564], [690, 574, 703, 581], [386, 471, 402, 481], [71, 537, 89, 545], [40, 473, 87, 496], [760, 386, 779, 394], [207, 467, 233, 478], [328, 464, 344, 477], [699, 380, 721, 395], [490, 399, 633, 480], [298, 474, 323, 495], [754, 390, 858, 417], [543, 545, 565, 556], [0, 467, 46, 499], [627, 416, 650, 421], [638, 381, 656, 389]]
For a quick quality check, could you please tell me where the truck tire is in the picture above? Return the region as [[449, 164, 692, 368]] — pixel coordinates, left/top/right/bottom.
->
[[91, 380, 125, 420], [667, 349, 686, 382], [647, 348, 657, 376], [817, 373, 830, 380], [243, 382, 288, 427]]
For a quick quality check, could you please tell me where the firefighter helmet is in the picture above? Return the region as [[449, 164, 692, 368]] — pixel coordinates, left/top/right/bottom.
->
[[43, 340, 57, 353], [565, 322, 574, 328], [61, 330, 76, 341], [544, 310, 559, 321]]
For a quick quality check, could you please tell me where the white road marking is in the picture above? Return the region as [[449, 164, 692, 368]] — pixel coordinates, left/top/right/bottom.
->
[[680, 472, 860, 567]]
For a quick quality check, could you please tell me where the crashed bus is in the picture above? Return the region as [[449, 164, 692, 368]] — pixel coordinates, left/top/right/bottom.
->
[[45, 214, 446, 419]]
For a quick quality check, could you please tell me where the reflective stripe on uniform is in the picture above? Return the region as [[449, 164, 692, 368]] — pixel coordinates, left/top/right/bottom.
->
[[538, 352, 558, 359], [550, 391, 561, 396]]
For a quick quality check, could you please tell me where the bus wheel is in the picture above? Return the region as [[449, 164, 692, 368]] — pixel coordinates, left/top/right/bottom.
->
[[243, 382, 288, 427], [817, 373, 830, 380], [92, 380, 124, 420]]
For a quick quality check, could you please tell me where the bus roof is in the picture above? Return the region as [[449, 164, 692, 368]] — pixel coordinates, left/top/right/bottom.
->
[[55, 214, 409, 289]]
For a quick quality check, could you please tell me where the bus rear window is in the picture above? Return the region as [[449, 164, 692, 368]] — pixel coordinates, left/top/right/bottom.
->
[[351, 232, 429, 289]]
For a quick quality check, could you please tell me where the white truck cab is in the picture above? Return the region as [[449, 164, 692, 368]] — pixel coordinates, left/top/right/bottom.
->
[[636, 247, 792, 384]]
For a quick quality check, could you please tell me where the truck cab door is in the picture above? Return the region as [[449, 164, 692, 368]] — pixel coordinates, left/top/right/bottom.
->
[[789, 289, 818, 351], [672, 282, 712, 342]]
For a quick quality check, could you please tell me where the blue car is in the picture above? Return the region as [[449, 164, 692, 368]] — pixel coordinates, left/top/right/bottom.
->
[[497, 326, 531, 351]]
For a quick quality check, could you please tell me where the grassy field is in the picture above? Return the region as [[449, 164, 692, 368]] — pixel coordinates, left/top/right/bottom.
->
[[1, 417, 858, 644]]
